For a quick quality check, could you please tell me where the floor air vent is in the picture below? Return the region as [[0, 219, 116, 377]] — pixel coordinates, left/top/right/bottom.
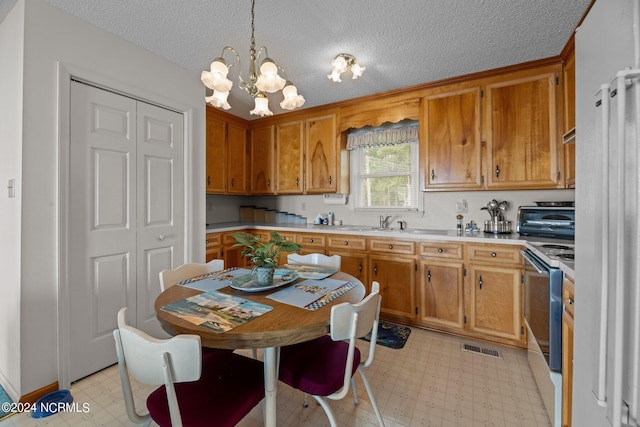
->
[[461, 343, 503, 359]]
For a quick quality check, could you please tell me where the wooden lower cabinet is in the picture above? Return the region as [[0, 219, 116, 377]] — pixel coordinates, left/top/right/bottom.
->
[[221, 232, 248, 268], [417, 241, 465, 331], [369, 254, 416, 320], [466, 263, 523, 343], [328, 250, 368, 292], [205, 232, 222, 262], [562, 277, 575, 427], [206, 229, 528, 348], [418, 260, 465, 331]]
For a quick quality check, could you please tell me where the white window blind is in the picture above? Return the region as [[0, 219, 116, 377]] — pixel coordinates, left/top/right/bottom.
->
[[348, 121, 420, 211]]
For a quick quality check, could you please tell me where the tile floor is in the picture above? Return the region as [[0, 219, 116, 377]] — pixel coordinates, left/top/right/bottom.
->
[[0, 327, 552, 426]]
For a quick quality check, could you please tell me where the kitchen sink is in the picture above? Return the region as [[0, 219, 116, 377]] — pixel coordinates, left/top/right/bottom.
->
[[333, 226, 452, 235], [333, 226, 398, 232], [409, 228, 451, 235]]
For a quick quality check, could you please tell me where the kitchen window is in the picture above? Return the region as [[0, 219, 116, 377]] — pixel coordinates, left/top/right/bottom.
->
[[348, 120, 420, 211]]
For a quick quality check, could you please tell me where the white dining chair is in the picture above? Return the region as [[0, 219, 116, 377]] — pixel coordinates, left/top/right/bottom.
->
[[287, 253, 341, 269], [159, 260, 224, 292], [113, 307, 264, 427], [206, 258, 225, 272], [278, 281, 384, 426]]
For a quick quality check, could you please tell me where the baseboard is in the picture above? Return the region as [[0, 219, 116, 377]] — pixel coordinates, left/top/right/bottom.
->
[[19, 382, 58, 404]]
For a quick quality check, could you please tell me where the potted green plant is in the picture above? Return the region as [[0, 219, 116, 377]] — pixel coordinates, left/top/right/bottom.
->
[[232, 231, 302, 284]]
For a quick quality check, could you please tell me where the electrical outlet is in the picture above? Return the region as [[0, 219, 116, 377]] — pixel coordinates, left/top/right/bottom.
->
[[455, 199, 468, 213]]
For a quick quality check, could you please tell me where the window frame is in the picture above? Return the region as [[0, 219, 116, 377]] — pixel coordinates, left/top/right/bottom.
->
[[349, 140, 421, 212]]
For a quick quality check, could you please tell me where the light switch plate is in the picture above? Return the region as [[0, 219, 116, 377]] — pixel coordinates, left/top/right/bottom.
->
[[8, 179, 15, 198], [455, 199, 468, 213]]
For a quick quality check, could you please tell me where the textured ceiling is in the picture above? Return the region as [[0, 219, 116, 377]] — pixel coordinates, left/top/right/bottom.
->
[[0, 0, 590, 120]]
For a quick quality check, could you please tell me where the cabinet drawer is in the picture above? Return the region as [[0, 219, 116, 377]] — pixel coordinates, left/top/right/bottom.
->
[[254, 230, 296, 243], [466, 244, 521, 265], [205, 232, 221, 247], [296, 233, 326, 249], [563, 277, 575, 317], [222, 232, 242, 245], [419, 241, 463, 259], [368, 238, 415, 255], [326, 235, 367, 251]]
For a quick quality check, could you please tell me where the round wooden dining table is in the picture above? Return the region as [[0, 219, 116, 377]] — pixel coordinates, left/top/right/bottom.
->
[[154, 270, 365, 427]]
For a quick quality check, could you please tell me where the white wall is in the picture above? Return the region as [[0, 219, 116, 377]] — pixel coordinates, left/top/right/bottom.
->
[[207, 189, 575, 230], [0, 0, 206, 397], [0, 0, 24, 402]]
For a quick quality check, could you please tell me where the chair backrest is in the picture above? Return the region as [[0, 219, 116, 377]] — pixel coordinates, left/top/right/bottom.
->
[[287, 253, 341, 269], [114, 307, 202, 427], [324, 282, 381, 400], [206, 258, 224, 272], [159, 263, 209, 292]]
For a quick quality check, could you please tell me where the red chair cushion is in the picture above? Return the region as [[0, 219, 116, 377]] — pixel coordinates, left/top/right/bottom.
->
[[147, 351, 264, 427], [279, 335, 361, 397]]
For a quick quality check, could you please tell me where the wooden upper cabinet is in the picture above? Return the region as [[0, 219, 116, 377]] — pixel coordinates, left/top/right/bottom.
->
[[226, 121, 249, 194], [250, 125, 275, 194], [483, 65, 563, 189], [422, 84, 483, 190], [275, 120, 304, 194], [205, 112, 227, 193], [305, 113, 337, 193], [206, 107, 249, 194]]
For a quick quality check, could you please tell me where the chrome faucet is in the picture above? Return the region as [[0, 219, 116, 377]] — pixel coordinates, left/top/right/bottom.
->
[[379, 215, 391, 229]]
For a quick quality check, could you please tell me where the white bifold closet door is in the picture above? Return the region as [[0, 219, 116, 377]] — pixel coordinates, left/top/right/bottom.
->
[[68, 81, 184, 382]]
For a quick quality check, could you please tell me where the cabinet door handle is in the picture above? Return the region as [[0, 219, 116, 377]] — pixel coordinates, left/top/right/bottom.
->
[[328, 176, 333, 185], [207, 176, 211, 186], [231, 178, 235, 187], [157, 234, 165, 241], [491, 252, 497, 257], [568, 297, 574, 305], [478, 275, 483, 289], [296, 177, 299, 187], [388, 244, 393, 249], [358, 264, 362, 273], [427, 270, 431, 281], [431, 169, 435, 180], [495, 165, 500, 178], [438, 248, 443, 253], [344, 241, 349, 246], [267, 179, 271, 188], [374, 263, 378, 275], [309, 239, 314, 243]]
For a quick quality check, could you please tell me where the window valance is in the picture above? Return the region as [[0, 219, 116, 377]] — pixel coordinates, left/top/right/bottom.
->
[[346, 120, 419, 150]]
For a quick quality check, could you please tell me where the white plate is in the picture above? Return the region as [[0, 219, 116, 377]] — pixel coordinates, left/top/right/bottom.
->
[[230, 272, 300, 292]]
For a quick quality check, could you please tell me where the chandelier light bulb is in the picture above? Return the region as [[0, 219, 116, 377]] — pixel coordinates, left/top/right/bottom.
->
[[250, 93, 273, 116], [255, 59, 286, 93], [205, 90, 231, 110], [280, 82, 305, 110], [201, 59, 233, 92]]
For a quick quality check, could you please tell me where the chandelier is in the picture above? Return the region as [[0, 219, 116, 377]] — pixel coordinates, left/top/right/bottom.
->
[[328, 53, 365, 83], [201, 0, 304, 117]]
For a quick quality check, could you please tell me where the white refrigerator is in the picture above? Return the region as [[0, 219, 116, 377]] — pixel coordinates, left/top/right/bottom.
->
[[575, 0, 640, 426]]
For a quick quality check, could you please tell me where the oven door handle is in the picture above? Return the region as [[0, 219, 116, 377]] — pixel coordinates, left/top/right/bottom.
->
[[520, 250, 550, 275]]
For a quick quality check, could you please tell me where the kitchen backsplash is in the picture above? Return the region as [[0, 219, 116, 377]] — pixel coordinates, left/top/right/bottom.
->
[[206, 189, 576, 230]]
